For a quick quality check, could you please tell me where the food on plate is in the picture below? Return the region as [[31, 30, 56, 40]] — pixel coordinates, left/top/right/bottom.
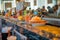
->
[[29, 16, 46, 24], [18, 16, 23, 20]]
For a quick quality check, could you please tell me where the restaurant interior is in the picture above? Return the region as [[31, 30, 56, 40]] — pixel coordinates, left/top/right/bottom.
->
[[0, 0, 60, 40]]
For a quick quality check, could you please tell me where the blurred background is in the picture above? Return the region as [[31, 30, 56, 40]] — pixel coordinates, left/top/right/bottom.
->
[[0, 0, 60, 11]]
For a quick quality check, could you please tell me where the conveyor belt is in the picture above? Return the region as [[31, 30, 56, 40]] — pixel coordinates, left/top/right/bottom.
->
[[42, 17, 60, 26], [42, 17, 60, 21], [1, 16, 60, 40], [1, 17, 49, 40]]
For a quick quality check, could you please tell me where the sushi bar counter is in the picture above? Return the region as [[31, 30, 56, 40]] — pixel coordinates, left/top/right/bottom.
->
[[0, 16, 60, 40]]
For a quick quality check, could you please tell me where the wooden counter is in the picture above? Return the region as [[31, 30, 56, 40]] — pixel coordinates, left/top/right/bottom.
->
[[34, 25, 60, 36]]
